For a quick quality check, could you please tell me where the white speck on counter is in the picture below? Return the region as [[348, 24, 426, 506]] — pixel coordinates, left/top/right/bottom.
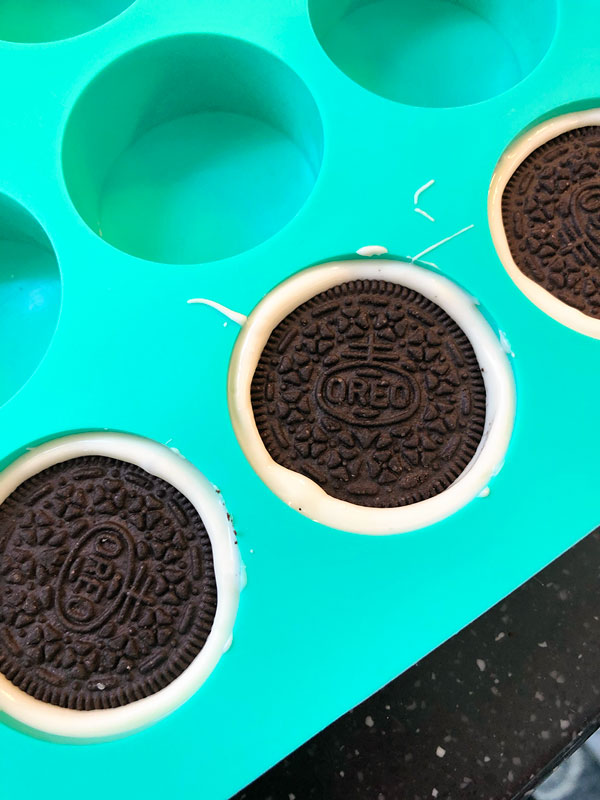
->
[[541, 731, 551, 740], [96, 682, 105, 690], [477, 659, 486, 672], [436, 746, 446, 758], [339, 771, 345, 778], [432, 790, 439, 798], [365, 715, 375, 728], [495, 632, 505, 641], [385, 704, 391, 711], [289, 794, 296, 800], [535, 691, 545, 701], [538, 641, 548, 648], [484, 756, 491, 763], [560, 719, 570, 730]]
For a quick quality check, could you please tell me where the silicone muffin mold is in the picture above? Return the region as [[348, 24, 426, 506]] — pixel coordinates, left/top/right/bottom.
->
[[0, 1, 599, 798]]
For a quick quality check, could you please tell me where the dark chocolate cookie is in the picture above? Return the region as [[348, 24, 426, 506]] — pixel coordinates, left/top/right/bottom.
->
[[502, 125, 600, 317], [251, 280, 486, 508], [0, 456, 217, 710]]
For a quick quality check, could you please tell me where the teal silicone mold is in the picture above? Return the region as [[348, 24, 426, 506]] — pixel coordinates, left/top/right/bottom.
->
[[0, 1, 599, 799]]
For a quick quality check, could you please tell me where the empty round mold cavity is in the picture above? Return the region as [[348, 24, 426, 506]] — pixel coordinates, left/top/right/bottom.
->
[[0, 432, 241, 740], [62, 34, 324, 265], [0, 0, 135, 43], [309, 0, 557, 107], [489, 110, 600, 339], [0, 195, 60, 407], [229, 259, 515, 535]]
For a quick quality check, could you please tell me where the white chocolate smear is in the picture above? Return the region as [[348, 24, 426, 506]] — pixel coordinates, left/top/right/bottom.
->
[[415, 208, 435, 223], [188, 298, 247, 326], [356, 244, 389, 257], [414, 179, 436, 222], [411, 224, 474, 263], [414, 179, 435, 205]]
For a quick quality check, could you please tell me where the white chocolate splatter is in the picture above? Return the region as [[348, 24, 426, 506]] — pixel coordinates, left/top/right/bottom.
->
[[414, 179, 435, 205], [415, 207, 435, 223], [411, 224, 474, 263], [188, 298, 247, 325], [356, 244, 389, 257]]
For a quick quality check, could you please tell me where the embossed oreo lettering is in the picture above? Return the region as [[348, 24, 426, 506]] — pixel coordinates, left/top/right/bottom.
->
[[316, 364, 420, 426], [251, 279, 486, 508], [502, 126, 600, 318], [0, 456, 217, 710], [56, 523, 133, 632]]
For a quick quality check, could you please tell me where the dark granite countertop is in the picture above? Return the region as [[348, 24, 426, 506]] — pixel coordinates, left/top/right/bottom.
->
[[234, 527, 600, 799]]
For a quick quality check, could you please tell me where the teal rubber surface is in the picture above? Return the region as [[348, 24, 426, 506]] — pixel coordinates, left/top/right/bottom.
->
[[0, 1, 599, 798]]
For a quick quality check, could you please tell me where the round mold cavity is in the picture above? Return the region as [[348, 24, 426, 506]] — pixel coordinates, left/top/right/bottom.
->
[[489, 109, 600, 339], [62, 34, 324, 265], [0, 433, 241, 740], [0, 0, 135, 43], [228, 259, 515, 535], [0, 194, 60, 408], [309, 0, 557, 108]]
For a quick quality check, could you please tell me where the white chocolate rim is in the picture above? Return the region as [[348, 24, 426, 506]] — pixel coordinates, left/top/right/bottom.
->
[[229, 260, 515, 535], [489, 109, 600, 339], [0, 433, 241, 740]]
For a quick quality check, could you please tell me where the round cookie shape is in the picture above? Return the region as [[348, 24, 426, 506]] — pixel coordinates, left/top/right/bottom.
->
[[229, 259, 515, 535], [251, 280, 486, 509], [0, 456, 217, 711], [502, 127, 600, 318], [489, 109, 600, 338], [0, 433, 240, 740]]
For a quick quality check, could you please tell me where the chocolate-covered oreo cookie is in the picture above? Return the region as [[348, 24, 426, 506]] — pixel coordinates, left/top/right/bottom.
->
[[0, 456, 217, 710], [502, 126, 600, 317], [251, 279, 486, 508]]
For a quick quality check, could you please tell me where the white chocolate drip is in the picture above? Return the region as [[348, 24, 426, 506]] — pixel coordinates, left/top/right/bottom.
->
[[188, 298, 247, 326], [411, 224, 474, 263]]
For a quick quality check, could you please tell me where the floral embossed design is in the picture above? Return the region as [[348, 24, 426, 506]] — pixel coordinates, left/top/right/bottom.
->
[[0, 457, 217, 710], [502, 126, 600, 317], [251, 280, 486, 508]]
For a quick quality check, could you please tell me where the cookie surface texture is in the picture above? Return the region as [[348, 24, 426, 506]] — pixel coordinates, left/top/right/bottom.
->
[[251, 279, 486, 508], [0, 456, 217, 710]]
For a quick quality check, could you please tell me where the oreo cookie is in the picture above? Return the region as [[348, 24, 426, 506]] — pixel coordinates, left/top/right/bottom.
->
[[502, 126, 600, 318], [251, 279, 486, 509], [0, 456, 217, 710]]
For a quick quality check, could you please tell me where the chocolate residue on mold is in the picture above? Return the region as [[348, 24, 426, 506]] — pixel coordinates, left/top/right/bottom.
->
[[502, 125, 600, 318], [0, 456, 217, 710], [251, 280, 486, 509]]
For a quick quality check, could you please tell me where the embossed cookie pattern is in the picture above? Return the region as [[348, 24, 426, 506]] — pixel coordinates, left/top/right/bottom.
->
[[251, 280, 486, 508], [0, 456, 217, 710], [502, 126, 600, 318]]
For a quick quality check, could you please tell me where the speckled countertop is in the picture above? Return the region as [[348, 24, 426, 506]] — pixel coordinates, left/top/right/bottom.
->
[[234, 527, 600, 799]]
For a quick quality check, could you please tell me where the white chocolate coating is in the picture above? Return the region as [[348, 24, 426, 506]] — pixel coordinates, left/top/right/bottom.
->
[[488, 109, 600, 339], [229, 260, 515, 535], [0, 433, 241, 740]]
